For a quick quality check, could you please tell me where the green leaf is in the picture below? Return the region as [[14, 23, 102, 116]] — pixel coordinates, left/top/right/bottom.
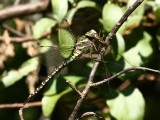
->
[[115, 33, 125, 60], [107, 87, 145, 120], [1, 70, 23, 87], [42, 88, 71, 116], [156, 29, 160, 50], [101, 2, 123, 32], [63, 75, 85, 87], [51, 0, 68, 22], [33, 18, 57, 39], [2, 57, 38, 87], [44, 75, 85, 96], [77, 0, 101, 12], [58, 28, 75, 58], [123, 31, 153, 69], [154, 7, 160, 22], [119, 0, 144, 34], [66, 8, 77, 22]]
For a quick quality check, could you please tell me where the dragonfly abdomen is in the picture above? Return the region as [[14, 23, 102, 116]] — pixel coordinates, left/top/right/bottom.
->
[[23, 56, 76, 105]]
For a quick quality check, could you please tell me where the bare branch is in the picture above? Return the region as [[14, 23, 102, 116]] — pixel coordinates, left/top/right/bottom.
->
[[68, 1, 144, 120], [0, 0, 49, 21], [78, 112, 105, 120], [19, 108, 24, 120], [0, 29, 53, 43], [66, 80, 82, 97], [0, 36, 34, 43], [2, 24, 25, 37], [0, 101, 41, 109], [91, 67, 160, 87]]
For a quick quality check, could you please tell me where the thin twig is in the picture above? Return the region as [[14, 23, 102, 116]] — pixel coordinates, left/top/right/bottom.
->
[[0, 102, 41, 109], [91, 67, 160, 87], [2, 24, 25, 37], [19, 108, 24, 120], [0, 36, 34, 43], [0, 0, 49, 21], [0, 29, 53, 43], [68, 0, 144, 120], [105, 0, 144, 44], [78, 112, 105, 120], [66, 80, 82, 97]]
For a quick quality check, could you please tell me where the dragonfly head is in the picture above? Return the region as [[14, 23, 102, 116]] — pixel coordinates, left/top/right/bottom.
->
[[85, 29, 98, 39]]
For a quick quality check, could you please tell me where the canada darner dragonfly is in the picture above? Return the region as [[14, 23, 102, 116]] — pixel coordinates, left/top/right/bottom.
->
[[23, 29, 106, 105]]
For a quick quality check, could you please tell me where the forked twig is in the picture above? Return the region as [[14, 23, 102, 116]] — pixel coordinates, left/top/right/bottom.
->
[[91, 67, 160, 87], [66, 80, 82, 97]]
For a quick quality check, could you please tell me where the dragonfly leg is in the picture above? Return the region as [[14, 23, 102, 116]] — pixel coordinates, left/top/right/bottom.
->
[[91, 42, 97, 52], [89, 45, 93, 59]]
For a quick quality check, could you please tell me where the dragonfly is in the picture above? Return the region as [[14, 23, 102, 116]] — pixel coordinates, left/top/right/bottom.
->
[[23, 28, 107, 105]]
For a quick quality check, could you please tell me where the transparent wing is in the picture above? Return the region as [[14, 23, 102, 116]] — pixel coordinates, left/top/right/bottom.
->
[[58, 20, 76, 58], [32, 44, 74, 67]]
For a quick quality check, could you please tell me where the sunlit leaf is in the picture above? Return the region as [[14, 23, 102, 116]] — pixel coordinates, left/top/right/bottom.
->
[[77, 0, 101, 12], [123, 31, 152, 69], [63, 75, 85, 87], [33, 18, 57, 39], [42, 88, 71, 116], [156, 29, 160, 50], [101, 2, 123, 32], [107, 87, 145, 120], [51, 0, 68, 22], [115, 33, 125, 60], [2, 57, 38, 87], [119, 0, 144, 34]]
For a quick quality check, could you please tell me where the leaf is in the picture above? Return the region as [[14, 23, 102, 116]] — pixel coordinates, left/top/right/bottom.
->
[[1, 70, 23, 87], [44, 75, 85, 95], [156, 29, 160, 50], [115, 33, 125, 61], [33, 18, 57, 39], [63, 75, 85, 87], [51, 0, 68, 22], [42, 75, 85, 116], [107, 87, 145, 120], [66, 8, 77, 22], [118, 0, 144, 34], [123, 31, 153, 69], [42, 88, 71, 116], [58, 28, 75, 58], [101, 2, 123, 32], [2, 57, 38, 87], [154, 7, 160, 22], [77, 0, 101, 12]]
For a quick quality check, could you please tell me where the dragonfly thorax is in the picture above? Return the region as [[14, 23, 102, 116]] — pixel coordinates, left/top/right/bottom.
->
[[75, 36, 93, 52], [85, 29, 101, 40]]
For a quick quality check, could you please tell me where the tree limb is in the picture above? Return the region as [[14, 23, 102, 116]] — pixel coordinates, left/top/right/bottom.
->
[[0, 0, 49, 21]]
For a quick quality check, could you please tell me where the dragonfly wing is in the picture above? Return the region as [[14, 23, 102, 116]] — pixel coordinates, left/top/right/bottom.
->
[[32, 45, 75, 67], [58, 20, 76, 58]]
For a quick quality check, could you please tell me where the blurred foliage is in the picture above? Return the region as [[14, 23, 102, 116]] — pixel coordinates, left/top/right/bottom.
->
[[0, 0, 160, 120]]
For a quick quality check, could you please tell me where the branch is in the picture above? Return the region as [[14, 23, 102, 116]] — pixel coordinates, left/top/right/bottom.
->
[[66, 80, 82, 97], [0, 0, 49, 21], [0, 36, 34, 43], [0, 29, 53, 43], [105, 0, 143, 44], [0, 101, 41, 109], [68, 0, 144, 120], [78, 112, 105, 120], [91, 67, 160, 87], [2, 24, 25, 37]]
